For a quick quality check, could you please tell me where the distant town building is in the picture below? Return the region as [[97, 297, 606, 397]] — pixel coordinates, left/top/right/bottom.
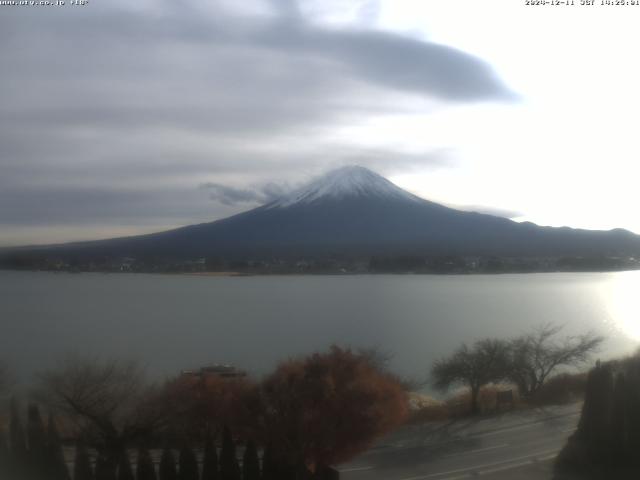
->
[[181, 364, 247, 381], [119, 257, 136, 271]]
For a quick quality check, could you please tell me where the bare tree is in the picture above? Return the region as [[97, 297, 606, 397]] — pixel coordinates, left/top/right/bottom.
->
[[431, 339, 510, 414], [37, 355, 165, 475], [507, 324, 604, 399]]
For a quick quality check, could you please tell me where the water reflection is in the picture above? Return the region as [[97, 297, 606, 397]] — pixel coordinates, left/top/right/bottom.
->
[[607, 270, 640, 341]]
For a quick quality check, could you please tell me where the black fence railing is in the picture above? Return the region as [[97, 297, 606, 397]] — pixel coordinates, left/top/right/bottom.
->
[[0, 404, 340, 480]]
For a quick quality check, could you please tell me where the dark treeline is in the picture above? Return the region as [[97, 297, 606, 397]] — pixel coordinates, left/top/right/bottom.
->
[[2, 251, 639, 274], [370, 255, 639, 274]]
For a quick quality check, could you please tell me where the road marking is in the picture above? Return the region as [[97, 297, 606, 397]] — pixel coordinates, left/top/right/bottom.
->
[[475, 453, 558, 477], [474, 423, 537, 438], [339, 466, 374, 472], [471, 411, 581, 438], [441, 454, 558, 480], [361, 410, 580, 457], [561, 427, 576, 433], [443, 443, 508, 457], [396, 448, 559, 480]]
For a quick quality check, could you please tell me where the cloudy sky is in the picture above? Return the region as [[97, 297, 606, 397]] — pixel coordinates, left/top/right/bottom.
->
[[2, 0, 640, 246]]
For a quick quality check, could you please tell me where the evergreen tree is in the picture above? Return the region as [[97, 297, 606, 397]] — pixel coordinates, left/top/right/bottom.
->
[[27, 404, 48, 477], [136, 448, 157, 480], [261, 444, 295, 480], [74, 442, 94, 480], [95, 454, 117, 480], [47, 413, 71, 480], [242, 441, 260, 480], [0, 427, 10, 480], [555, 358, 640, 476], [610, 373, 629, 462], [580, 364, 614, 463], [219, 427, 240, 480], [260, 445, 276, 480], [295, 463, 313, 480], [178, 446, 199, 480], [117, 452, 135, 480], [159, 448, 178, 480], [626, 365, 640, 467], [9, 398, 27, 477], [201, 434, 219, 480]]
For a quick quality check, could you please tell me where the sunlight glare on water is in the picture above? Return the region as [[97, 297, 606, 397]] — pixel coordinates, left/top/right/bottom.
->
[[607, 270, 640, 341]]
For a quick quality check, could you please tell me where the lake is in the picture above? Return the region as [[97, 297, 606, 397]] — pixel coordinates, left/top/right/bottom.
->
[[1, 270, 639, 385]]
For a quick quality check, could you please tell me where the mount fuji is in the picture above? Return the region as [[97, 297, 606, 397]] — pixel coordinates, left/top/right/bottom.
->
[[4, 165, 640, 262], [266, 165, 423, 208]]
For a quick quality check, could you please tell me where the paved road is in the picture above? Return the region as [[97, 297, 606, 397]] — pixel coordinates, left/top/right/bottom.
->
[[339, 403, 582, 480]]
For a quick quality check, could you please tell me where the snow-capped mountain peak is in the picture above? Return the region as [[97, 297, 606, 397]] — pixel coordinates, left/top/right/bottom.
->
[[268, 165, 422, 208]]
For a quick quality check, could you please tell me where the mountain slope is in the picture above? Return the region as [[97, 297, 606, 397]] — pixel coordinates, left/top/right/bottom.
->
[[4, 165, 640, 261]]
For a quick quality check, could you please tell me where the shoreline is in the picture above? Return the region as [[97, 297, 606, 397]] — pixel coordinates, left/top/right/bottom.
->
[[1, 268, 640, 277], [180, 267, 640, 276]]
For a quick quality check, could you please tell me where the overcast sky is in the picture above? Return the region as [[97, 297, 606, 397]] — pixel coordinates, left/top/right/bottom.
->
[[2, 0, 640, 246]]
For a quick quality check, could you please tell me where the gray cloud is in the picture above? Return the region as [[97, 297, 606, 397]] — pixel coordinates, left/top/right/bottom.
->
[[334, 148, 454, 175], [0, 0, 514, 244], [0, 186, 225, 227], [254, 23, 514, 102], [199, 182, 286, 206]]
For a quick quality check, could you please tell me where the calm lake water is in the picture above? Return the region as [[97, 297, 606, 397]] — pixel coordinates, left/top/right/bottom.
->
[[1, 270, 639, 384]]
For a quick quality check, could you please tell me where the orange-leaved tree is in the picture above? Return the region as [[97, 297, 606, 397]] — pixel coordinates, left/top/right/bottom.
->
[[161, 371, 260, 443], [259, 345, 409, 473]]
